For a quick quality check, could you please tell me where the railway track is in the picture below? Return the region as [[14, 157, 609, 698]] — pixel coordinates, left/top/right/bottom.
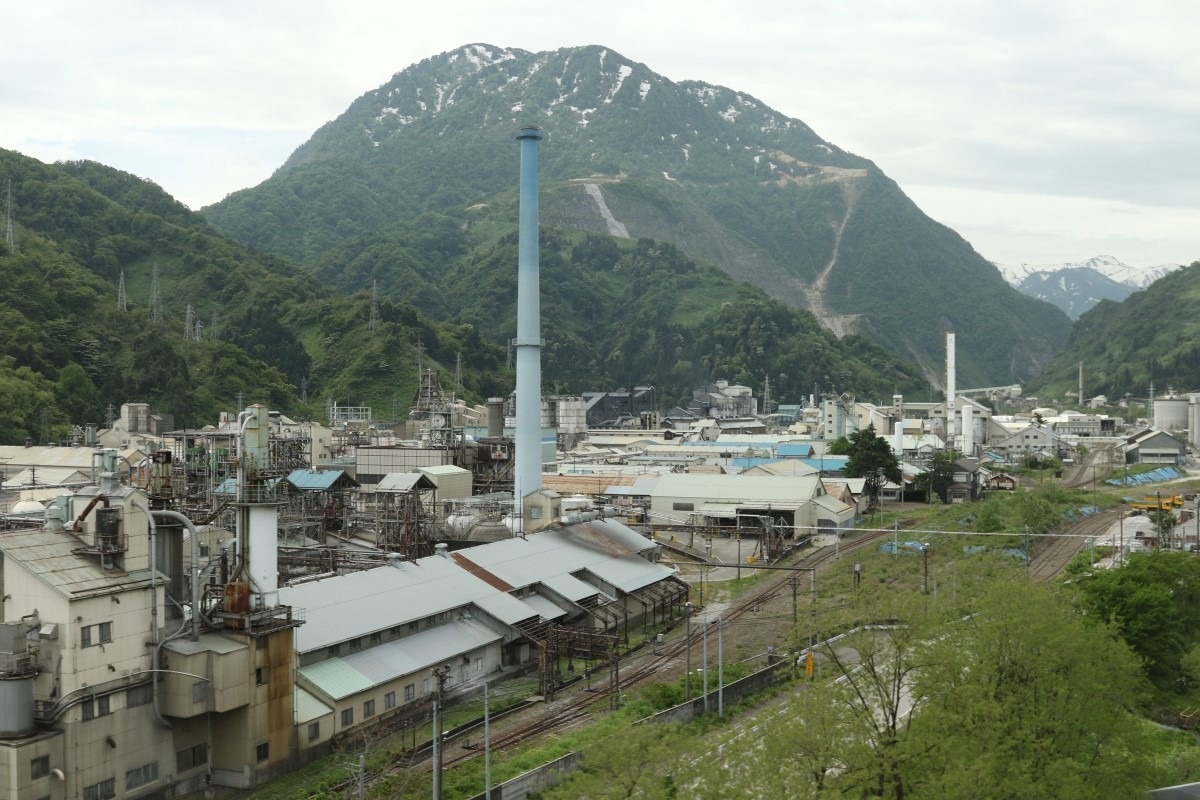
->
[[1027, 511, 1116, 582]]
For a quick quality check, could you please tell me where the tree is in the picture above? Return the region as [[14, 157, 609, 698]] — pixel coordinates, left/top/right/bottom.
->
[[541, 721, 689, 800], [1071, 551, 1200, 690], [911, 581, 1159, 798], [916, 450, 957, 504], [842, 423, 902, 509]]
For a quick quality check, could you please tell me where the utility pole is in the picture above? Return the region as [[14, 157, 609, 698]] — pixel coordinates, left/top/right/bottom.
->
[[702, 613, 709, 713], [358, 753, 365, 800], [922, 543, 930, 595], [684, 602, 693, 701], [432, 665, 451, 800], [117, 271, 128, 311], [717, 616, 724, 718], [484, 682, 492, 800]]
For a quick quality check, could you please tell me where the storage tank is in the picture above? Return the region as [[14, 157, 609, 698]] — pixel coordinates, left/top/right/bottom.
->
[[0, 623, 36, 738], [1154, 398, 1189, 431], [561, 494, 592, 514], [444, 510, 480, 539], [467, 519, 511, 543]]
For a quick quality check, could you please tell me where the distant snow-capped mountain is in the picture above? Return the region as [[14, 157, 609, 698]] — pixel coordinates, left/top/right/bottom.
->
[[992, 255, 1184, 319]]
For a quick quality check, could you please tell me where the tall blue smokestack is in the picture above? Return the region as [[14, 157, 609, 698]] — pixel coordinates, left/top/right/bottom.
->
[[514, 127, 543, 513]]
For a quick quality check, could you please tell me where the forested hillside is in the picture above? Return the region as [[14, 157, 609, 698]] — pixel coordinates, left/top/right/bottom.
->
[[1032, 260, 1200, 400], [0, 148, 926, 444]]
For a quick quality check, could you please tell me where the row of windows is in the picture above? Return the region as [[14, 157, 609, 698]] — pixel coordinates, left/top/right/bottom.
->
[[337, 661, 484, 730], [326, 615, 446, 657], [78, 683, 153, 722], [126, 762, 158, 790]]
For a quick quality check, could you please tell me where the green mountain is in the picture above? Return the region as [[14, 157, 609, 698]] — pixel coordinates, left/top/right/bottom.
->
[[1031, 261, 1200, 402], [0, 147, 926, 445], [204, 43, 1072, 387], [0, 149, 510, 443]]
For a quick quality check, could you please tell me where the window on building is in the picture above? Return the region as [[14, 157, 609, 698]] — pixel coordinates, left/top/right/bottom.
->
[[82, 778, 116, 800], [672, 502, 695, 512], [341, 708, 353, 727], [404, 683, 415, 702], [255, 667, 266, 686], [31, 755, 50, 779], [363, 699, 375, 718], [192, 681, 208, 704], [176, 743, 207, 773], [81, 622, 113, 648], [390, 625, 403, 639], [125, 762, 159, 790], [82, 699, 95, 721], [127, 684, 153, 707], [422, 678, 430, 695], [369, 631, 382, 646], [97, 695, 110, 716], [475, 657, 483, 674], [328, 644, 342, 657], [255, 742, 269, 763], [385, 691, 396, 710], [308, 721, 320, 742], [349, 638, 362, 652]]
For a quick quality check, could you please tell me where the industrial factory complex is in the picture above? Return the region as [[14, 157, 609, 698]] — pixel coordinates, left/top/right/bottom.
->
[[2, 131, 1195, 800]]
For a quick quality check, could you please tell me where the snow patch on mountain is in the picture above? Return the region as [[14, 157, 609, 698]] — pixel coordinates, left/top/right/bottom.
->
[[994, 255, 1183, 289]]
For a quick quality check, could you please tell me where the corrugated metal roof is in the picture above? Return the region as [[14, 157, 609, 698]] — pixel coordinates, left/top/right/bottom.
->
[[583, 556, 672, 593], [281, 556, 501, 653], [0, 445, 145, 473], [419, 465, 471, 477], [0, 529, 157, 597], [286, 469, 357, 491], [6, 467, 90, 487], [280, 519, 673, 654], [295, 687, 332, 724], [541, 573, 601, 602], [472, 593, 539, 626], [344, 619, 498, 686], [297, 660, 375, 701], [651, 473, 821, 503], [603, 476, 659, 496], [165, 633, 247, 657], [299, 619, 500, 699], [523, 593, 569, 621], [375, 473, 437, 493]]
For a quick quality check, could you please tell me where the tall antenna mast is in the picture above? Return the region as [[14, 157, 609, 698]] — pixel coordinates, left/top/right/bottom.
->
[[762, 374, 772, 417], [150, 263, 162, 322], [415, 337, 425, 379], [454, 352, 463, 399], [184, 304, 194, 338], [117, 271, 128, 311]]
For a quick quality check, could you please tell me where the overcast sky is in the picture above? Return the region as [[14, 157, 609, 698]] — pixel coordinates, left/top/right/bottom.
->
[[2, 1, 1196, 268]]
